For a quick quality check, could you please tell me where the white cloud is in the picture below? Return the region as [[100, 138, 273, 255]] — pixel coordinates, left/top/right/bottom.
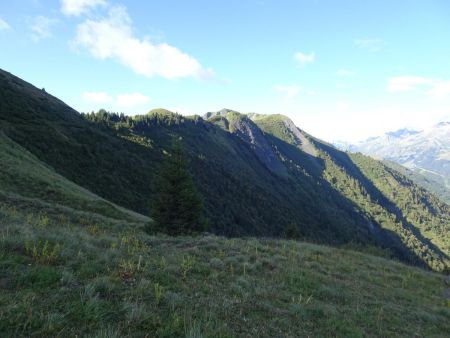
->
[[275, 84, 301, 99], [388, 76, 433, 92], [61, 0, 107, 16], [354, 38, 384, 52], [274, 84, 316, 99], [294, 52, 315, 66], [388, 76, 450, 99], [82, 91, 113, 103], [30, 16, 58, 40], [73, 6, 212, 79], [336, 69, 355, 77], [0, 17, 11, 31], [82, 91, 150, 107], [117, 92, 150, 107]]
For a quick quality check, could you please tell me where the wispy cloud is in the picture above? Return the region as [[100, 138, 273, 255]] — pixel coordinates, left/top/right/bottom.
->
[[388, 76, 450, 99], [30, 16, 58, 40], [82, 91, 150, 107], [117, 92, 150, 107], [61, 0, 107, 16], [82, 91, 113, 103], [294, 51, 315, 66], [274, 84, 315, 99], [73, 6, 212, 79], [275, 84, 301, 99], [0, 17, 11, 31], [388, 76, 433, 92], [336, 69, 355, 77], [354, 38, 384, 52]]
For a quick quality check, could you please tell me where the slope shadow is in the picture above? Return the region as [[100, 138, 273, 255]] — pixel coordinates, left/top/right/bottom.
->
[[312, 139, 449, 262], [260, 130, 445, 268]]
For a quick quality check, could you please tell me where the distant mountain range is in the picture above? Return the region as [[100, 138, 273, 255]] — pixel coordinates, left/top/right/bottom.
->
[[335, 122, 450, 203]]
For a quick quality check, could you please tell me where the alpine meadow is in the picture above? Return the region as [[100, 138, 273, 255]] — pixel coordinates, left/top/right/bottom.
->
[[1, 0, 450, 337]]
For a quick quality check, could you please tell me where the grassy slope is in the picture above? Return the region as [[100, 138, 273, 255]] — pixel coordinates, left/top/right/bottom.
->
[[0, 69, 160, 215], [1, 204, 449, 337], [0, 131, 147, 223]]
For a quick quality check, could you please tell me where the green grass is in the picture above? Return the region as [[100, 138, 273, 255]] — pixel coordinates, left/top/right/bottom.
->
[[0, 132, 147, 223], [1, 204, 449, 337]]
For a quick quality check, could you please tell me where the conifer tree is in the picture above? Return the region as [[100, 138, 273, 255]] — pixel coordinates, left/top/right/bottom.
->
[[149, 140, 206, 235]]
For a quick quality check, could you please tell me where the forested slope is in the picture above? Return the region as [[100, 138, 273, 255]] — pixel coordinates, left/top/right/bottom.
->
[[1, 68, 448, 271]]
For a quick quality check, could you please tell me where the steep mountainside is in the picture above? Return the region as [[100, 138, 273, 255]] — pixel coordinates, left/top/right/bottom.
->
[[339, 123, 450, 202], [383, 160, 450, 204], [0, 68, 449, 271], [250, 114, 449, 270]]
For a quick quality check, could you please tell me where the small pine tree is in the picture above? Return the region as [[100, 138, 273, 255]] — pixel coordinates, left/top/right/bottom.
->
[[283, 222, 301, 240], [149, 140, 206, 235]]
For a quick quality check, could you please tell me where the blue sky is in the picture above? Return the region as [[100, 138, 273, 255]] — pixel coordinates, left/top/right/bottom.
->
[[1, 0, 450, 142]]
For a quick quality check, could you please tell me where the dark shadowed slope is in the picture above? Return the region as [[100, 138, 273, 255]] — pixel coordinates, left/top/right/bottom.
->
[[0, 68, 448, 271]]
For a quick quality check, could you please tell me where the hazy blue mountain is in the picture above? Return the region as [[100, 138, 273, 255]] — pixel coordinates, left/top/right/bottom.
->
[[336, 123, 450, 203]]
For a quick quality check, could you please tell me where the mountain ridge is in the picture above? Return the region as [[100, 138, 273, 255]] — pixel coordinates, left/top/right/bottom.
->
[[0, 68, 449, 271]]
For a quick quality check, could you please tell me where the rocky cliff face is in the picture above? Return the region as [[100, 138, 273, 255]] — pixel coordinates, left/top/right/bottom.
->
[[205, 109, 287, 176], [281, 117, 318, 157]]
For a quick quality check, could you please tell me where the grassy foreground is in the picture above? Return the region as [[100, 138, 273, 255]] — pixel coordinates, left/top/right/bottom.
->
[[1, 202, 449, 337], [0, 124, 449, 337]]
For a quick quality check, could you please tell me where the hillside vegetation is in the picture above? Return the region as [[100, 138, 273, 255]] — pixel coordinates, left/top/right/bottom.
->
[[0, 132, 146, 223], [383, 160, 450, 204], [2, 201, 450, 337], [0, 68, 449, 272], [253, 114, 450, 271], [1, 68, 450, 337]]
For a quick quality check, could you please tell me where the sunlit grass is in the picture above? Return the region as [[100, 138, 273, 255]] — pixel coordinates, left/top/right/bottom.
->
[[1, 204, 449, 337]]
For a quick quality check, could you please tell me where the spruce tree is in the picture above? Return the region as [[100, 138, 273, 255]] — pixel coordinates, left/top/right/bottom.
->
[[150, 140, 206, 235]]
